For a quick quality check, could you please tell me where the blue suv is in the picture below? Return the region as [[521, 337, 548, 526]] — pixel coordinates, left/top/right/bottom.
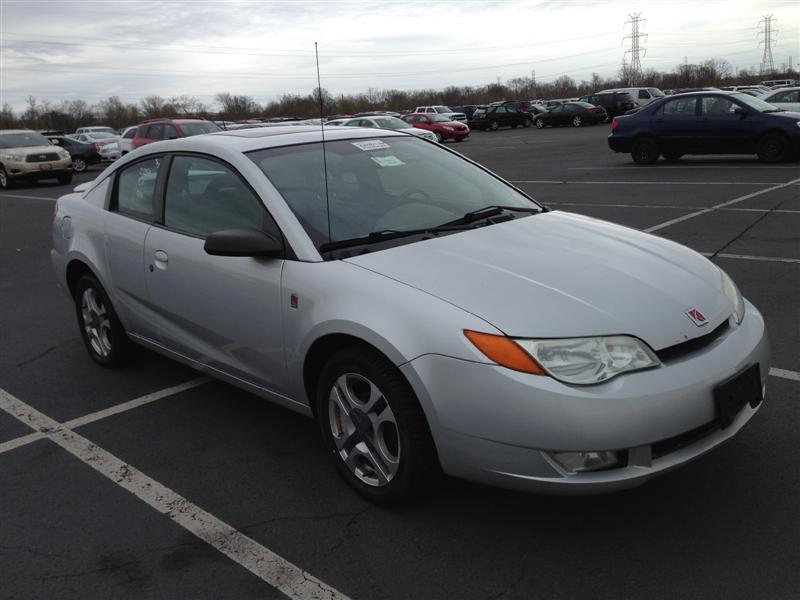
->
[[608, 91, 800, 164]]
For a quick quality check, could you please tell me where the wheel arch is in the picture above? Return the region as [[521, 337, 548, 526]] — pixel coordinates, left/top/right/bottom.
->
[[66, 258, 102, 298]]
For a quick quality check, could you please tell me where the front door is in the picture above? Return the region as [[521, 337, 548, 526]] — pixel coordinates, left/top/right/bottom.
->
[[695, 95, 754, 154], [651, 97, 699, 155], [143, 154, 288, 395]]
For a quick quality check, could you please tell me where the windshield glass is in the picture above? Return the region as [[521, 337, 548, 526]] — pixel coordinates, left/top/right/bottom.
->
[[432, 115, 451, 122], [648, 88, 665, 97], [179, 122, 221, 136], [373, 117, 411, 130], [89, 132, 115, 139], [0, 131, 50, 148], [434, 106, 452, 113], [248, 137, 539, 254], [733, 92, 782, 112]]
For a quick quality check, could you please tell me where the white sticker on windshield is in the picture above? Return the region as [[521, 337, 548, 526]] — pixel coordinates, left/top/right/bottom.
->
[[351, 140, 390, 152], [370, 155, 405, 168]]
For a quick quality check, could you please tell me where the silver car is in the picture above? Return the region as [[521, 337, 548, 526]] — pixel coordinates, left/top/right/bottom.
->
[[52, 126, 769, 503]]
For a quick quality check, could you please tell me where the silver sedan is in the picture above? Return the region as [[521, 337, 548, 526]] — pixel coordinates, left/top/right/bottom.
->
[[52, 126, 769, 503]]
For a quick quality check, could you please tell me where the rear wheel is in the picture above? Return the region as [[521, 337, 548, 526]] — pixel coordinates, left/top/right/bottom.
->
[[489, 120, 499, 131], [534, 117, 545, 129], [0, 167, 12, 189], [434, 131, 444, 143], [756, 133, 789, 163], [74, 275, 137, 367], [631, 137, 659, 164], [572, 115, 583, 127], [316, 347, 439, 504], [72, 157, 87, 173]]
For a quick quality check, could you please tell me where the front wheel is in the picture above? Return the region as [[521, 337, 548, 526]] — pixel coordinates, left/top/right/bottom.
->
[[756, 133, 789, 163], [74, 275, 138, 367], [631, 137, 659, 164], [489, 120, 499, 131], [572, 115, 583, 127], [317, 347, 439, 504], [434, 131, 443, 143], [72, 157, 87, 173], [534, 117, 545, 129], [0, 167, 12, 189]]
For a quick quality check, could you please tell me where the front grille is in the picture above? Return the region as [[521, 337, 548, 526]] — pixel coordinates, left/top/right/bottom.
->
[[651, 420, 719, 459], [656, 319, 730, 363], [26, 152, 59, 163]]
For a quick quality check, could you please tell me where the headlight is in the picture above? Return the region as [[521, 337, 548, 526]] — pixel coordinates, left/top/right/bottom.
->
[[720, 268, 745, 324], [3, 153, 23, 162], [443, 126, 454, 131], [515, 335, 660, 385], [58, 150, 70, 159]]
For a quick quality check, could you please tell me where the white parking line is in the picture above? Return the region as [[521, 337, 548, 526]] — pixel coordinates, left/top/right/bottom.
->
[[770, 368, 800, 382], [644, 177, 800, 233], [702, 252, 800, 265], [570, 165, 800, 170], [0, 386, 350, 600], [0, 193, 57, 202], [510, 180, 780, 186], [544, 201, 800, 214]]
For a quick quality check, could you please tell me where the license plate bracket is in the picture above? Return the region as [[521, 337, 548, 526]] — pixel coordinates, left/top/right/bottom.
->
[[39, 163, 52, 171], [714, 363, 762, 429]]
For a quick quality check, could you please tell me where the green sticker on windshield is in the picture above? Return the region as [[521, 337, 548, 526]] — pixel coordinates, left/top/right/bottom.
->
[[370, 155, 405, 167]]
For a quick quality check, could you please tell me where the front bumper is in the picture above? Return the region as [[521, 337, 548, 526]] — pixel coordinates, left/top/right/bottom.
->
[[442, 128, 470, 140], [401, 302, 769, 493], [4, 158, 72, 179]]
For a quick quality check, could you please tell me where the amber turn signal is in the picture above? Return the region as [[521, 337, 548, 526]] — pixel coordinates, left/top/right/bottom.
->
[[463, 330, 546, 375]]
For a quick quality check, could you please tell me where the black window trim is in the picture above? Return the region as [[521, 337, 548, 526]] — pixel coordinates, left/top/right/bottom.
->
[[154, 151, 296, 260]]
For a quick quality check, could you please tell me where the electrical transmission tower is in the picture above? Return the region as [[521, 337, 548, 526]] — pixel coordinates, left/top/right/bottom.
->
[[623, 13, 647, 86], [758, 14, 777, 75]]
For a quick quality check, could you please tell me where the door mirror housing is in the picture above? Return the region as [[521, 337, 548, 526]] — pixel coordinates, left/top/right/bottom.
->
[[204, 228, 283, 258], [733, 106, 748, 117]]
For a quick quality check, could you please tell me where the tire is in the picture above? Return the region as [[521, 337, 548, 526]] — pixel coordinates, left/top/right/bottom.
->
[[756, 132, 789, 163], [0, 167, 12, 189], [316, 346, 440, 504], [58, 173, 73, 185], [631, 137, 659, 164], [489, 120, 499, 131], [572, 115, 583, 127], [72, 157, 87, 173], [523, 118, 532, 128], [74, 275, 138, 367], [434, 131, 444, 143], [662, 153, 683, 161], [534, 117, 545, 129]]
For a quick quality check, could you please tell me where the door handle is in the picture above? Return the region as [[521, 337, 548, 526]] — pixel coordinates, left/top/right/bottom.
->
[[152, 250, 169, 270]]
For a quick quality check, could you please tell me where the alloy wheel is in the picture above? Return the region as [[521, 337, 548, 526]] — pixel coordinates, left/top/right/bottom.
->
[[81, 288, 112, 358], [72, 158, 87, 172], [572, 116, 583, 127], [328, 373, 400, 487], [535, 118, 544, 129], [0, 170, 7, 189]]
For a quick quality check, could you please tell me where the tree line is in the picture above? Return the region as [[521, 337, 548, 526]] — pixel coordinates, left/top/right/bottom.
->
[[1, 60, 795, 132]]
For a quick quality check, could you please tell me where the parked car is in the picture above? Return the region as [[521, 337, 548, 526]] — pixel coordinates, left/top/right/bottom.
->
[[118, 126, 138, 155], [719, 85, 770, 95], [600, 87, 665, 107], [533, 102, 608, 128], [338, 116, 438, 141], [451, 105, 479, 120], [70, 132, 121, 161], [414, 106, 467, 122], [608, 91, 800, 164], [131, 119, 221, 150], [579, 91, 637, 119], [0, 129, 72, 188], [47, 135, 101, 173], [760, 87, 800, 113], [402, 113, 470, 142], [76, 126, 117, 135], [760, 79, 796, 88], [469, 103, 533, 131], [52, 125, 769, 502]]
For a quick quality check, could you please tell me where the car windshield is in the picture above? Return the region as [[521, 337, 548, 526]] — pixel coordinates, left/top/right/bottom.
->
[[179, 122, 221, 136], [0, 131, 50, 148], [248, 137, 540, 254], [432, 115, 451, 122], [648, 88, 665, 97], [434, 106, 452, 113], [89, 132, 115, 139], [733, 92, 783, 112], [373, 117, 411, 130]]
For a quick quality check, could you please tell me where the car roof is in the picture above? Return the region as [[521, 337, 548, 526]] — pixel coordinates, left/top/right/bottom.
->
[[0, 129, 38, 134]]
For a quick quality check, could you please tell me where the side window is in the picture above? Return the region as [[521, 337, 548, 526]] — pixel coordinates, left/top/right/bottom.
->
[[563, 104, 576, 113], [658, 98, 697, 116], [116, 157, 161, 219], [164, 124, 179, 139], [123, 128, 137, 139], [638, 90, 651, 99], [551, 105, 563, 113], [164, 155, 269, 238], [148, 124, 164, 140], [701, 97, 737, 116], [771, 90, 798, 103]]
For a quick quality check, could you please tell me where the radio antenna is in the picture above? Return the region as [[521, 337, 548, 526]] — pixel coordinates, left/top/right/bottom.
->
[[315, 42, 332, 252]]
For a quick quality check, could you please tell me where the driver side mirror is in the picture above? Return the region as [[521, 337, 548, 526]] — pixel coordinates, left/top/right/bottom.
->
[[204, 228, 283, 258], [733, 106, 748, 117]]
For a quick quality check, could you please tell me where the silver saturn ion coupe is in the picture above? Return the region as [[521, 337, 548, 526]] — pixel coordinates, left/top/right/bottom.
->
[[52, 126, 770, 503]]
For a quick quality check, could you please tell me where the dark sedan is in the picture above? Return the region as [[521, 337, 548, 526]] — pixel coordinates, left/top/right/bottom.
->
[[47, 135, 101, 173], [469, 104, 533, 131], [533, 102, 608, 128], [608, 91, 800, 164]]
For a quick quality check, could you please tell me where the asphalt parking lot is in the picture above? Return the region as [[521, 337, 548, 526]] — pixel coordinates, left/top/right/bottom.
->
[[1, 125, 798, 600]]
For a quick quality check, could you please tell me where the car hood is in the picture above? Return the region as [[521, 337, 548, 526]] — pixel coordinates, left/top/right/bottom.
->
[[345, 211, 732, 351], [9, 145, 61, 156]]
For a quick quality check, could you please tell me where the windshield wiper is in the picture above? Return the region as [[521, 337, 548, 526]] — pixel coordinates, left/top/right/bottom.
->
[[319, 225, 473, 253], [440, 204, 543, 227], [762, 108, 785, 113]]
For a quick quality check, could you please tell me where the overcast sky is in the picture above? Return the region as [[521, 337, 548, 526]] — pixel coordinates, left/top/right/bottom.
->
[[1, 0, 798, 112]]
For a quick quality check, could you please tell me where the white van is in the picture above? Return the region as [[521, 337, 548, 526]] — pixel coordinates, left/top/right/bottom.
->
[[599, 87, 665, 107]]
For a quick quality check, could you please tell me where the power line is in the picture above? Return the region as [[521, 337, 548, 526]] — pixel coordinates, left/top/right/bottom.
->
[[623, 12, 648, 86], [758, 14, 777, 75]]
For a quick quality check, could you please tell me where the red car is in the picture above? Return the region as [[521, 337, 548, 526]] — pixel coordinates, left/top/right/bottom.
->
[[131, 119, 221, 150], [402, 113, 470, 142]]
